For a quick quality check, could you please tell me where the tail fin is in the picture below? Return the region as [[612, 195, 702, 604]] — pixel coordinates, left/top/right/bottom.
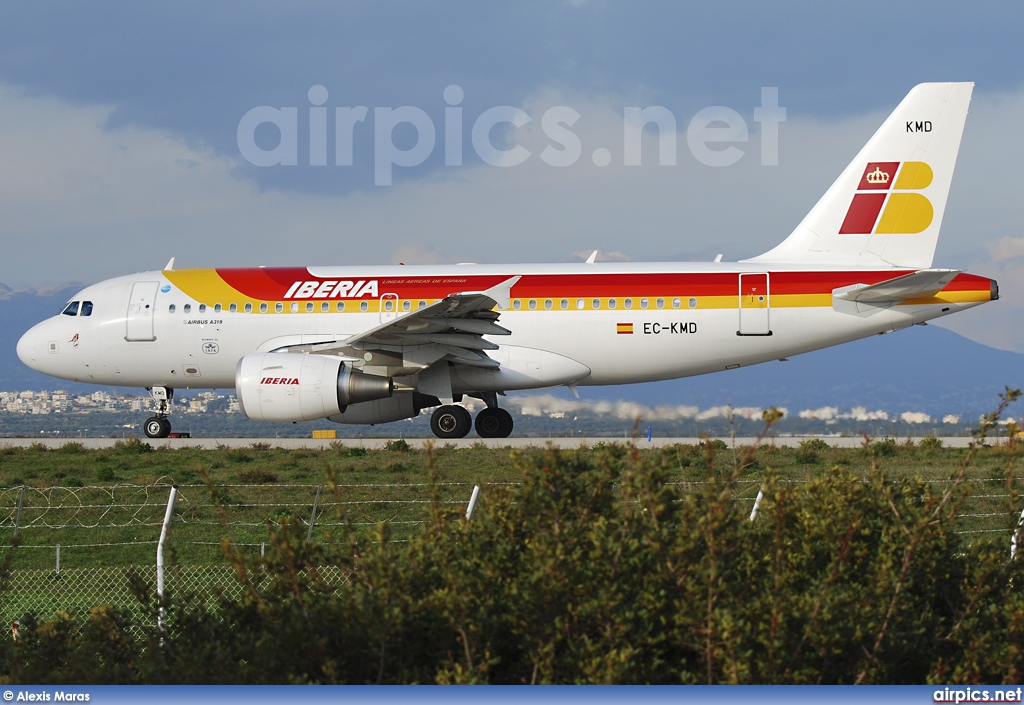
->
[[745, 82, 973, 268]]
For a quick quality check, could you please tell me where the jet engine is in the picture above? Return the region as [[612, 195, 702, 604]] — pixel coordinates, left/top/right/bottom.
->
[[235, 352, 392, 422]]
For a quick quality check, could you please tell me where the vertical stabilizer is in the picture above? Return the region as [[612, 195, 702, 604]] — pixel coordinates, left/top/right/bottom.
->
[[745, 82, 973, 268]]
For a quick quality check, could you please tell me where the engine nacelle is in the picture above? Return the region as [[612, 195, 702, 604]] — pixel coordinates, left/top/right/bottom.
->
[[235, 352, 392, 423], [328, 392, 438, 425]]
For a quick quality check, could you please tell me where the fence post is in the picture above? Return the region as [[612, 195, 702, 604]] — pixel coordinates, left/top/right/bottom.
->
[[307, 485, 321, 542], [1012, 506, 1024, 560], [55, 544, 60, 575], [157, 485, 179, 633], [466, 485, 481, 520], [14, 486, 25, 537], [749, 487, 765, 521]]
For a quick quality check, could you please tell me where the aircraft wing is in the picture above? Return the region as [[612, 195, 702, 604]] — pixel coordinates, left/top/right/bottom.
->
[[833, 269, 960, 304], [310, 276, 520, 369]]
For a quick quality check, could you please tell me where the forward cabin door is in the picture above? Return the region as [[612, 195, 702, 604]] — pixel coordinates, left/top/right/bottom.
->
[[125, 281, 159, 341], [380, 293, 399, 324], [737, 273, 771, 336]]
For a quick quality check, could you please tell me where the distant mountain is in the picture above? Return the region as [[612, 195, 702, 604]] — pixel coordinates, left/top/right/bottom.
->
[[1, 284, 1020, 418]]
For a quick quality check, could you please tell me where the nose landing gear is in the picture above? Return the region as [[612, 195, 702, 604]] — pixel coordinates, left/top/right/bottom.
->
[[143, 386, 174, 439]]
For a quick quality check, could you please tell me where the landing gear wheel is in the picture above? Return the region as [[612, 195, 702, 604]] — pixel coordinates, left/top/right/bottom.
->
[[475, 407, 514, 438], [430, 405, 473, 439], [144, 416, 171, 439]]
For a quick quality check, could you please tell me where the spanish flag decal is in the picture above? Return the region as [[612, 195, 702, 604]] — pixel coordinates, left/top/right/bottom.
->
[[616, 322, 633, 335]]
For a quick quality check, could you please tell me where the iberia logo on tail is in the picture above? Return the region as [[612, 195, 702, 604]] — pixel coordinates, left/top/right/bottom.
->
[[839, 161, 934, 234]]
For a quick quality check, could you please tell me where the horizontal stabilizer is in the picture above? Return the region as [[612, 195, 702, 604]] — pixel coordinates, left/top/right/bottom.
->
[[833, 268, 960, 304]]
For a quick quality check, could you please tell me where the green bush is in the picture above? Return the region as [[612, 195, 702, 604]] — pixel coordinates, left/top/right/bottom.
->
[[795, 438, 830, 464], [384, 439, 412, 453], [871, 437, 899, 457], [113, 438, 152, 455], [95, 467, 115, 482]]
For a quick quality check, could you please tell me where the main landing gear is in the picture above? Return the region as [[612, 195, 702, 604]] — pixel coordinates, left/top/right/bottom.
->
[[143, 386, 174, 439], [429, 404, 514, 439]]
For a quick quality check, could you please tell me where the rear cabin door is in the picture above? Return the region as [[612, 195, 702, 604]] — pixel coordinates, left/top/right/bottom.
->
[[125, 281, 159, 341], [737, 273, 771, 336]]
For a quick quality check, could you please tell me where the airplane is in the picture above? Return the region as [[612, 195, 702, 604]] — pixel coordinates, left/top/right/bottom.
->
[[17, 82, 997, 440]]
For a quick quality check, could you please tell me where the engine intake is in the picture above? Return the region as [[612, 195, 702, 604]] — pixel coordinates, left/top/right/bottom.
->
[[236, 352, 392, 423]]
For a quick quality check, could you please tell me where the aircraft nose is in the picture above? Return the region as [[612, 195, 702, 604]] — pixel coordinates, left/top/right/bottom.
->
[[17, 325, 44, 372]]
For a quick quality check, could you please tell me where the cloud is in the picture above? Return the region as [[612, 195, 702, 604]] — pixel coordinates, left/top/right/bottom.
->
[[3, 80, 1023, 363]]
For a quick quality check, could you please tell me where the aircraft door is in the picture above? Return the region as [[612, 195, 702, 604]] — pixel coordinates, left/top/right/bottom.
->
[[125, 281, 159, 341], [737, 273, 771, 336], [380, 293, 398, 324]]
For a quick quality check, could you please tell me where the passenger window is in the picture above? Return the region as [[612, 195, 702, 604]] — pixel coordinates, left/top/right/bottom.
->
[[528, 300, 537, 310], [608, 298, 617, 309], [656, 298, 665, 309], [275, 302, 283, 313], [62, 302, 79, 317], [576, 299, 585, 309], [321, 302, 329, 312], [182, 304, 190, 314], [80, 301, 93, 317], [229, 303, 237, 313], [592, 299, 600, 309], [305, 302, 314, 312], [359, 301, 368, 312], [169, 304, 176, 313], [513, 300, 521, 310], [672, 298, 681, 309], [544, 299, 552, 310], [199, 304, 207, 313], [244, 303, 252, 313], [624, 298, 633, 309], [336, 302, 345, 312], [640, 298, 648, 310], [402, 300, 411, 311], [214, 303, 222, 312], [260, 303, 268, 313], [560, 299, 568, 310]]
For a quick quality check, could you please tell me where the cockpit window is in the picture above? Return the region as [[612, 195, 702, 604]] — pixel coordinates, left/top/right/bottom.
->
[[62, 301, 80, 317], [80, 301, 93, 317]]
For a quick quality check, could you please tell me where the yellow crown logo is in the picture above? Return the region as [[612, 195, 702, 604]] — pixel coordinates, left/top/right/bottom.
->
[[866, 166, 890, 184]]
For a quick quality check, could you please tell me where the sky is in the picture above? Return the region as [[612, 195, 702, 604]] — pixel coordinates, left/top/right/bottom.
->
[[0, 1, 1022, 350]]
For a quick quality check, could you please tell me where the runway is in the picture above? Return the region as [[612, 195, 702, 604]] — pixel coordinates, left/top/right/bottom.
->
[[0, 436, 985, 449]]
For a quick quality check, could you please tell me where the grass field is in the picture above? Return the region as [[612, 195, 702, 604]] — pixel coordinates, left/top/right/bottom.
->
[[0, 436, 1020, 569]]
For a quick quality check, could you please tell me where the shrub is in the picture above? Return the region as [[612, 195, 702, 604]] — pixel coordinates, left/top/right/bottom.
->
[[384, 439, 411, 453], [250, 442, 273, 451], [237, 468, 278, 484], [871, 437, 899, 457], [795, 438, 830, 464], [919, 436, 944, 453], [59, 442, 86, 454], [113, 438, 152, 455], [95, 467, 116, 482], [61, 477, 85, 488]]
